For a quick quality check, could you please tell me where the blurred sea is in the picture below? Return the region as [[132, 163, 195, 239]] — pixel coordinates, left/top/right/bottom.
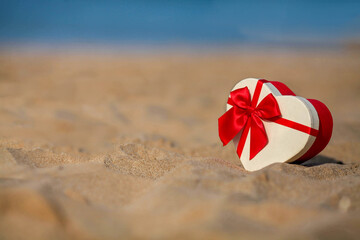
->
[[0, 0, 359, 48]]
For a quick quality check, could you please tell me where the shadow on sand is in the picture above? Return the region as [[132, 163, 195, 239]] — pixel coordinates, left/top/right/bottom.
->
[[292, 155, 343, 167]]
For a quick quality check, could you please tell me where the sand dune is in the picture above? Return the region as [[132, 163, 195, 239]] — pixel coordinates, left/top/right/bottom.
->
[[0, 49, 359, 239]]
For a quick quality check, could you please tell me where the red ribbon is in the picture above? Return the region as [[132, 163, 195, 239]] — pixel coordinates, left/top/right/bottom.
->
[[218, 80, 319, 160]]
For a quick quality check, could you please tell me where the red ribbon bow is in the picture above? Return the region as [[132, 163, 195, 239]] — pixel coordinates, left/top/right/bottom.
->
[[218, 86, 281, 160]]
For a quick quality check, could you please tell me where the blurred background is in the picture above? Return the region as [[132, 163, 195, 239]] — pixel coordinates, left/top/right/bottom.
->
[[1, 1, 360, 240], [0, 0, 359, 49]]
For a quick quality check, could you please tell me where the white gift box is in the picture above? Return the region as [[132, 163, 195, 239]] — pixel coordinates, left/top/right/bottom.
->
[[219, 78, 333, 171]]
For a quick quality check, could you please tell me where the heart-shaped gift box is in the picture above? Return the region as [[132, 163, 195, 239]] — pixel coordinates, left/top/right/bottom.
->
[[219, 78, 333, 171]]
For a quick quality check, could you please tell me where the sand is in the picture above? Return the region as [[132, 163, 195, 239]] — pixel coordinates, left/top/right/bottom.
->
[[0, 48, 359, 239]]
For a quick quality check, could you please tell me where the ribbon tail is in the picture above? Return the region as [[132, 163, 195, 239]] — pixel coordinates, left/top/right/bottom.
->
[[218, 107, 247, 146], [249, 116, 268, 160], [236, 119, 251, 159]]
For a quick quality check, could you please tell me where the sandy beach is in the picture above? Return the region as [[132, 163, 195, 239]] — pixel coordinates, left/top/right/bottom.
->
[[0, 48, 359, 239]]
